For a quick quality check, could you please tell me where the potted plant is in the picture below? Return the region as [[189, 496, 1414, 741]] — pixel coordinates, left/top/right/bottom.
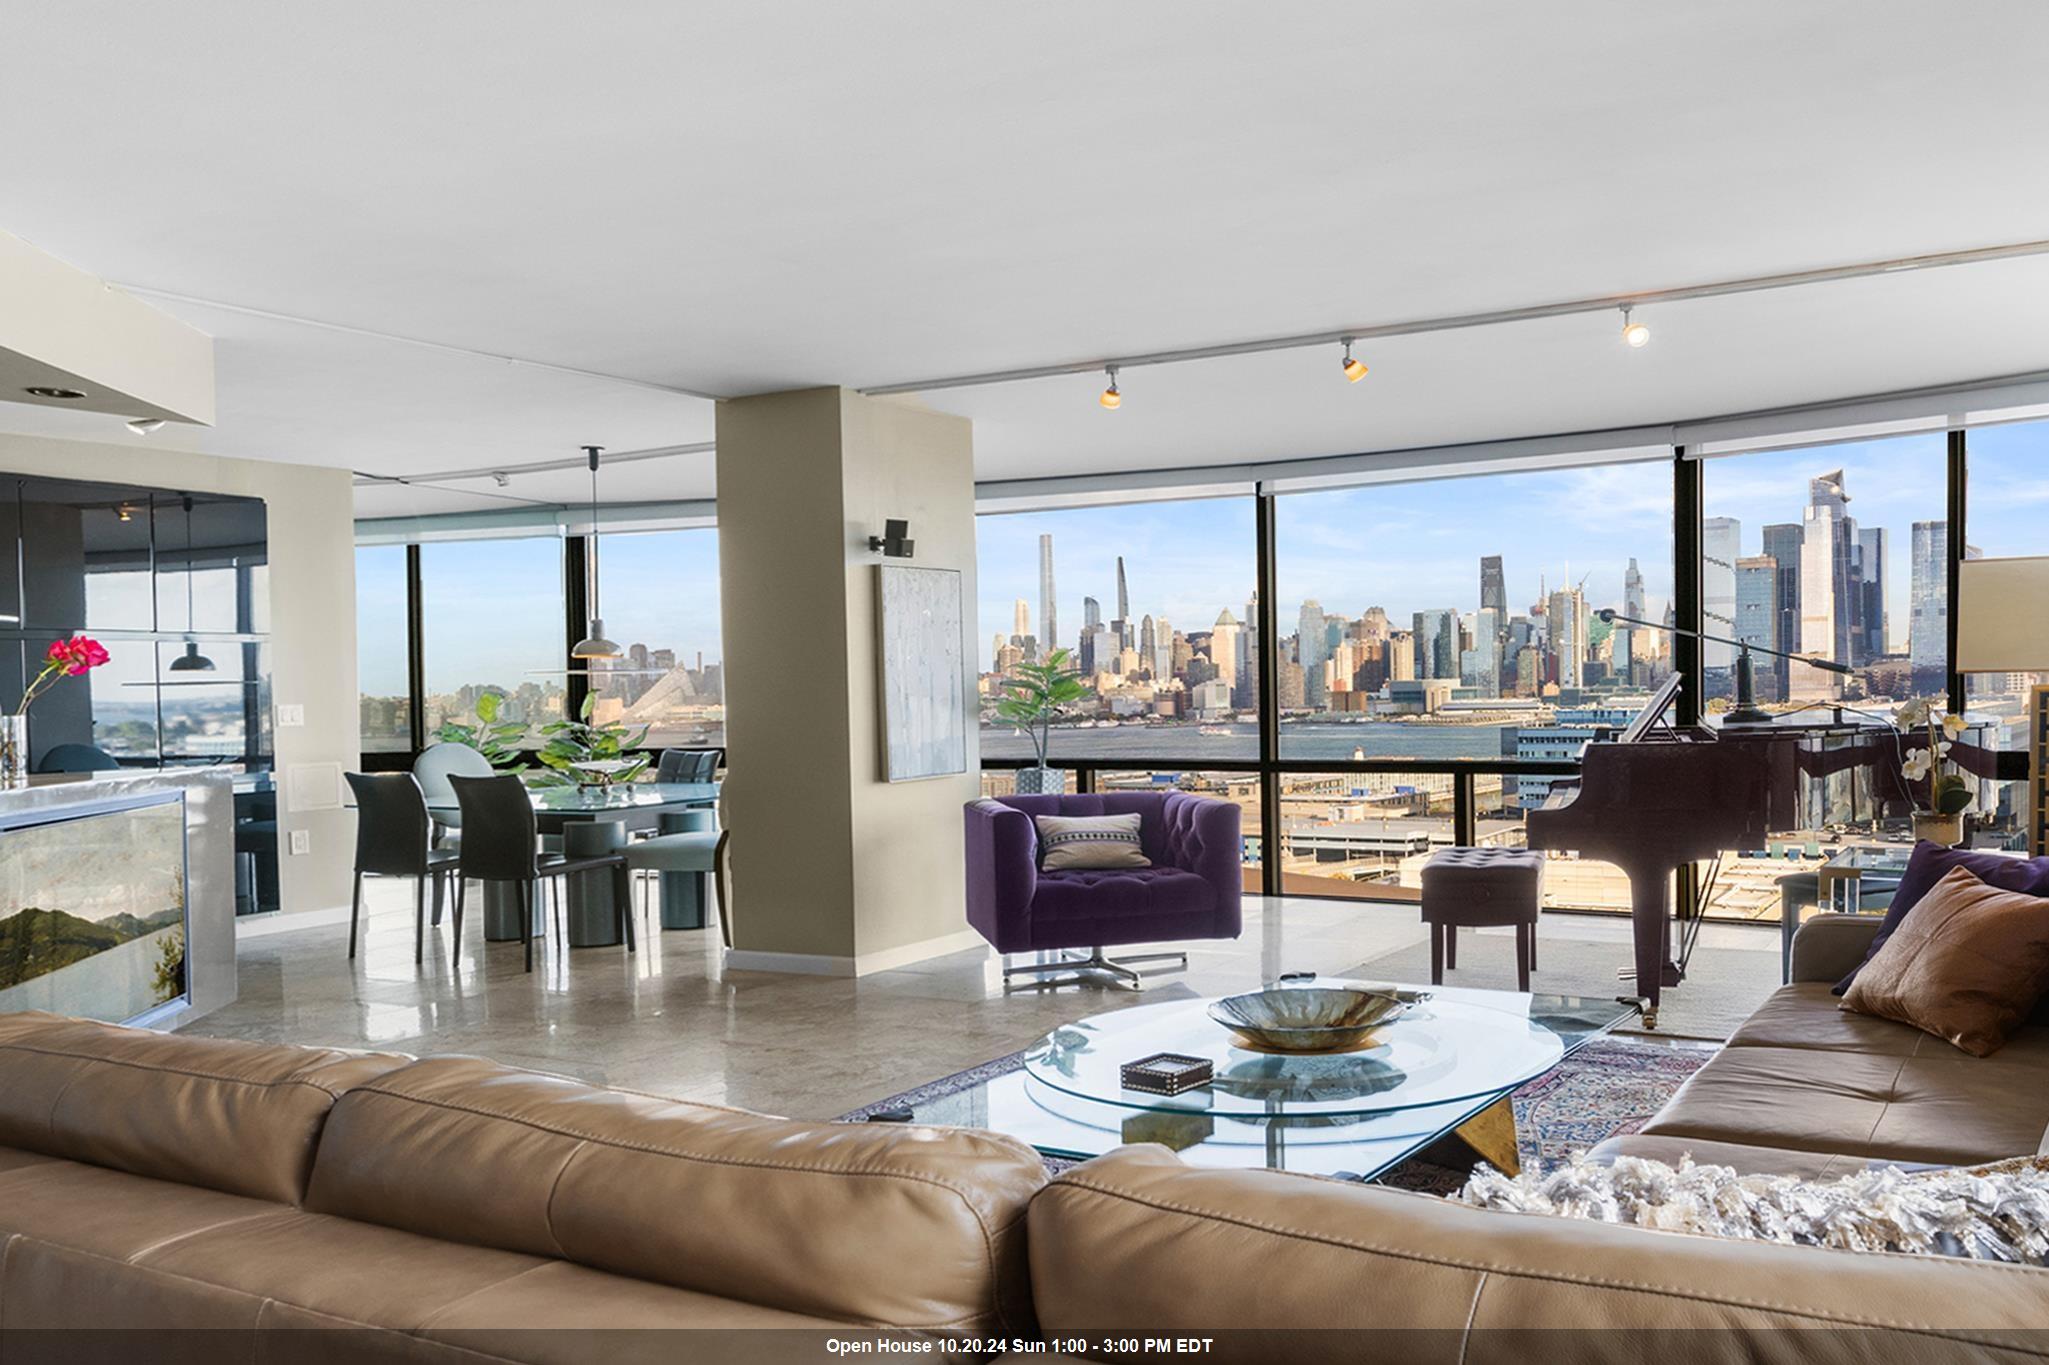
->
[[995, 648, 1088, 795], [532, 694, 651, 790], [1896, 699, 1972, 846], [2, 635, 111, 786], [435, 690, 528, 771]]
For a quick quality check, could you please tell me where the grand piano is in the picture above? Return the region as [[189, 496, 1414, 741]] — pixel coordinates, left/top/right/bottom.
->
[[1525, 676, 1910, 1026]]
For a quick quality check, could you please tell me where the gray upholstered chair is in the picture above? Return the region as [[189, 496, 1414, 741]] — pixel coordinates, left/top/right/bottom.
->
[[656, 747, 723, 785], [413, 741, 493, 843]]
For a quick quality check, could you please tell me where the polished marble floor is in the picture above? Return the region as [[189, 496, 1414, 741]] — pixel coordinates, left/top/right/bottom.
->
[[198, 880, 1778, 1120]]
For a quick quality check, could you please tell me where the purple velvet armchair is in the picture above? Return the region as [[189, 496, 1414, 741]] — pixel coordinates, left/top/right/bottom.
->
[[963, 792, 1243, 987]]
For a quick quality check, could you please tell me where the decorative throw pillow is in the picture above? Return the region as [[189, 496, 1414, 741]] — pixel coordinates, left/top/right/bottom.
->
[[1034, 812, 1150, 871], [1834, 840, 2049, 994], [1454, 1153, 2049, 1265], [1840, 865, 2049, 1057]]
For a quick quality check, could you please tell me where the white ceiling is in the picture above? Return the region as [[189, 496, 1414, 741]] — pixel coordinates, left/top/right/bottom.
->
[[2, 1, 2047, 516]]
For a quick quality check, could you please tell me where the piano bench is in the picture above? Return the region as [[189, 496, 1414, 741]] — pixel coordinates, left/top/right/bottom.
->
[[1420, 847, 1544, 991]]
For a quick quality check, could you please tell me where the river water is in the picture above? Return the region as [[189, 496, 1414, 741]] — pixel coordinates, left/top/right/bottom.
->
[[979, 720, 1514, 765]]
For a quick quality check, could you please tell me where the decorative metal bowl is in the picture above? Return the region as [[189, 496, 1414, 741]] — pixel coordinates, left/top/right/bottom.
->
[[1206, 987, 1421, 1054]]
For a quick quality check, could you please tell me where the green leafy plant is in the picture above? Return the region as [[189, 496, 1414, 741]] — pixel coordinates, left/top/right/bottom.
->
[[530, 693, 651, 788], [993, 648, 1090, 769], [436, 691, 528, 771]]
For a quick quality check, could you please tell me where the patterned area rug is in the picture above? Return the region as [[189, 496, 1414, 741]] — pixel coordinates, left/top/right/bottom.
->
[[838, 1037, 1711, 1189]]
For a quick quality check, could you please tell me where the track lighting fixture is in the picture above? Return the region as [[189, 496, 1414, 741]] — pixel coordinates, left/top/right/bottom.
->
[[1340, 339, 1367, 383], [1620, 304, 1650, 348], [491, 471, 511, 487], [1099, 366, 1121, 409], [127, 417, 167, 435], [570, 446, 622, 660]]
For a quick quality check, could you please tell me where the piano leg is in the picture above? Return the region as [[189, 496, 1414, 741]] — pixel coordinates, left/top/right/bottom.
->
[[1626, 870, 1682, 1028]]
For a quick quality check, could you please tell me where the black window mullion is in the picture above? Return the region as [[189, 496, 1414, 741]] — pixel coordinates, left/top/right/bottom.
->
[[1672, 447, 1703, 727], [1948, 429, 1967, 716], [405, 542, 426, 755], [1254, 491, 1283, 897], [564, 533, 590, 722]]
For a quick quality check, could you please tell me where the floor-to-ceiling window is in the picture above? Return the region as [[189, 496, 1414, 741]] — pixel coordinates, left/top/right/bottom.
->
[[419, 537, 568, 744], [1698, 432, 1948, 715], [1269, 459, 1673, 904], [976, 497, 1258, 760], [582, 528, 724, 748], [356, 544, 412, 753]]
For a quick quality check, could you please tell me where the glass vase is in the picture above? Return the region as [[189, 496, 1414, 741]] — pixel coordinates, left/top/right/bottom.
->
[[0, 714, 26, 787]]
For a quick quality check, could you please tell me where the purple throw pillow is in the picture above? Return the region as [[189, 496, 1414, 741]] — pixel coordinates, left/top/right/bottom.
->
[[1833, 840, 2049, 993]]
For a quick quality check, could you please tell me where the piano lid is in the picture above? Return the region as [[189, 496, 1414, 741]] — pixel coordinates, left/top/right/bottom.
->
[[1615, 674, 1683, 744]]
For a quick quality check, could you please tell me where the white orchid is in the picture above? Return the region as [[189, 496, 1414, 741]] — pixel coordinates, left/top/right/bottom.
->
[[1942, 714, 1968, 739], [1895, 698, 1931, 727], [1902, 748, 1934, 781]]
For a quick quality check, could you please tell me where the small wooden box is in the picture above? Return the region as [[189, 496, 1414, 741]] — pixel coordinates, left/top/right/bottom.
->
[[1119, 1052, 1214, 1096]]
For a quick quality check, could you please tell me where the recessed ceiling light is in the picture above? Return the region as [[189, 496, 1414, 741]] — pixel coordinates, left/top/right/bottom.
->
[[25, 386, 88, 400]]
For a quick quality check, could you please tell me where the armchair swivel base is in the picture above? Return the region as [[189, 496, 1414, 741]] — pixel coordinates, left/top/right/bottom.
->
[[1002, 945, 1188, 991]]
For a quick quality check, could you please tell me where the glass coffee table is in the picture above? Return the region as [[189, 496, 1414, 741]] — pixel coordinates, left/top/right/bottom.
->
[[901, 980, 1635, 1180]]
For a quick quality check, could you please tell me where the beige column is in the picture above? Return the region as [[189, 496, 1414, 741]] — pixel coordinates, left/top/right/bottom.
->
[[715, 388, 981, 974]]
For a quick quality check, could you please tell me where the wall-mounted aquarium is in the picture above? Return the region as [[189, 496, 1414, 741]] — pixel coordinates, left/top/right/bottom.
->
[[0, 791, 189, 1024]]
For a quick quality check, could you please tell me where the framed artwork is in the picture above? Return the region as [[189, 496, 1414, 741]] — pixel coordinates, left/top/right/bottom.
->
[[876, 564, 967, 781]]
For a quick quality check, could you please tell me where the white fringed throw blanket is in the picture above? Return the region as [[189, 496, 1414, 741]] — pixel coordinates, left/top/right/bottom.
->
[[1454, 1154, 2049, 1264]]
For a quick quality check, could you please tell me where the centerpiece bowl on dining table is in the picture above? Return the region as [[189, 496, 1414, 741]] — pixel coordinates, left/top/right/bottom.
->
[[1206, 987, 1422, 1054]]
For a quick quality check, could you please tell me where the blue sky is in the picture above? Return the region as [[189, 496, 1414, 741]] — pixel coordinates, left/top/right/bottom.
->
[[359, 529, 723, 695]]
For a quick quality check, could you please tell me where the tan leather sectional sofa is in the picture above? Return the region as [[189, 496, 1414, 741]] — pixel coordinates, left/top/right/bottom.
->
[[3, 915, 2047, 1363]]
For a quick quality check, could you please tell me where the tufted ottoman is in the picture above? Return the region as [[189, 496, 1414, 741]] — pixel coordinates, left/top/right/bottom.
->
[[1420, 847, 1543, 990]]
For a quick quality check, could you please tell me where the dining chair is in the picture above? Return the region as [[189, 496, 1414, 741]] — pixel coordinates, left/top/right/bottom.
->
[[448, 773, 636, 972], [35, 743, 123, 774], [414, 741, 493, 842], [344, 772, 461, 964], [655, 747, 723, 786]]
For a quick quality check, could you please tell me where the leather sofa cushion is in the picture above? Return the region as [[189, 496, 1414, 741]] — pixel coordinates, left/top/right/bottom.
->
[[0, 1152, 846, 1354], [1587, 1134, 1882, 1180], [305, 1055, 1047, 1333], [1724, 983, 1930, 1054], [1030, 1146, 2049, 1356], [1641, 1041, 2049, 1166], [0, 1011, 409, 1204]]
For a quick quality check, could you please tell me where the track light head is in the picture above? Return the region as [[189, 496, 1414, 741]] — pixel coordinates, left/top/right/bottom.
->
[[1099, 366, 1121, 409], [1340, 339, 1368, 383], [1620, 304, 1650, 348]]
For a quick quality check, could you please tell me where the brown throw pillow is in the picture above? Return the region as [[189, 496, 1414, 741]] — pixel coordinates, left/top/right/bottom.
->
[[1841, 865, 2049, 1056]]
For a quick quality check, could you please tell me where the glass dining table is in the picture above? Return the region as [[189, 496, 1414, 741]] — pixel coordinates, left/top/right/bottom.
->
[[422, 781, 721, 947]]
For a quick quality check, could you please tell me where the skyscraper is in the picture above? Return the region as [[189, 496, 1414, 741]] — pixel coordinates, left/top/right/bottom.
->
[[1211, 609, 1242, 705], [1796, 470, 1856, 699], [1615, 557, 1646, 686], [1479, 556, 1506, 620], [1701, 517, 1741, 670], [1909, 520, 1948, 684], [1079, 596, 1102, 672], [1115, 556, 1129, 624], [1297, 600, 1327, 705], [1038, 534, 1057, 654], [1856, 527, 1889, 661], [1734, 555, 1780, 699], [1138, 615, 1156, 674], [1412, 608, 1459, 681], [1461, 607, 1501, 695], [1011, 598, 1030, 641], [1547, 587, 1587, 689], [1760, 523, 1803, 698]]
